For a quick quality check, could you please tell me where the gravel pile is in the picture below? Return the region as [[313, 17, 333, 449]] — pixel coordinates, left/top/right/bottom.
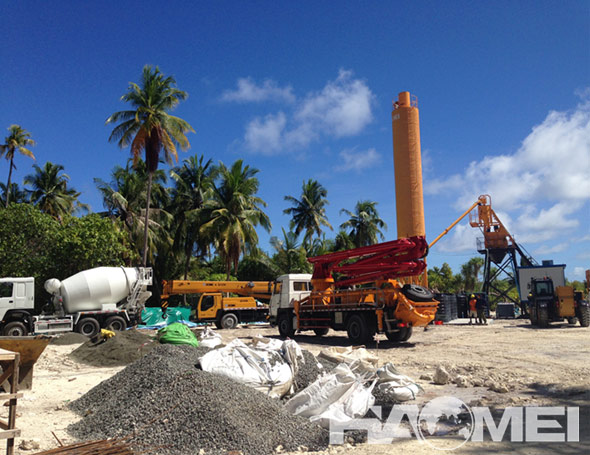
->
[[293, 350, 323, 392], [50, 332, 89, 345], [69, 344, 328, 455], [316, 355, 338, 373], [69, 329, 156, 367]]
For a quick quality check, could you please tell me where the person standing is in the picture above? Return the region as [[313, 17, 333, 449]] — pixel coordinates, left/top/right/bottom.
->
[[468, 294, 477, 324], [476, 294, 487, 325]]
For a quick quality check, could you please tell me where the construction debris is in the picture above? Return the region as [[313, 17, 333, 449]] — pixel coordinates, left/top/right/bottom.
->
[[32, 439, 137, 455], [68, 344, 328, 455]]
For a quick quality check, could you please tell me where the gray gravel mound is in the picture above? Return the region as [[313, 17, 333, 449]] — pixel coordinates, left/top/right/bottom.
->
[[294, 350, 323, 392], [316, 355, 338, 373], [69, 329, 156, 367], [69, 344, 327, 455], [50, 332, 89, 345]]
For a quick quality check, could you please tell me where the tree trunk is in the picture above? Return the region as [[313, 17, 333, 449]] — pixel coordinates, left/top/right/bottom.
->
[[142, 172, 153, 267], [5, 156, 14, 207]]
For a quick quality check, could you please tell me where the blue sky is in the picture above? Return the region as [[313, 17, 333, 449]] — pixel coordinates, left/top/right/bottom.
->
[[2, 1, 589, 280]]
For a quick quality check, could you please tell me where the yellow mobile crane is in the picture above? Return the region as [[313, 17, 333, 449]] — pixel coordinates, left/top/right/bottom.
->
[[160, 280, 275, 329]]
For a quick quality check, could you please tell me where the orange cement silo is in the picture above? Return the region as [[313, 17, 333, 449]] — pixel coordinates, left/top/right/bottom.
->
[[392, 91, 425, 239]]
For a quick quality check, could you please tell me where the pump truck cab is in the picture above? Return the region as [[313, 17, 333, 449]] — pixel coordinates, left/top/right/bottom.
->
[[0, 267, 152, 337], [528, 277, 589, 328]]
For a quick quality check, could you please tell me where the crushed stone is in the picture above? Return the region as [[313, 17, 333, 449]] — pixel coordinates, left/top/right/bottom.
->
[[69, 329, 156, 367], [49, 332, 89, 346], [293, 350, 323, 392], [68, 344, 328, 455]]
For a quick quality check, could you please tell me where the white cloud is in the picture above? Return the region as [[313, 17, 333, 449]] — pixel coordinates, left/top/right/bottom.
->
[[243, 112, 286, 154], [436, 223, 481, 253], [572, 267, 586, 279], [221, 78, 295, 103], [294, 70, 374, 137], [335, 148, 381, 172], [514, 202, 581, 243], [534, 242, 569, 255], [239, 70, 375, 154], [425, 95, 590, 248]]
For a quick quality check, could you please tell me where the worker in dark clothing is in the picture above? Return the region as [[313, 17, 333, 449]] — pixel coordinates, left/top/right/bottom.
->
[[476, 295, 487, 325]]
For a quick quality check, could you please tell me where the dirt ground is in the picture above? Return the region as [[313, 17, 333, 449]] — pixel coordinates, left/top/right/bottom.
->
[[6, 318, 589, 454]]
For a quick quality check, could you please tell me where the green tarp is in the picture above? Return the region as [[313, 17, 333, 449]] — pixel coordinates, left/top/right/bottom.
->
[[142, 307, 191, 325], [157, 322, 199, 347]]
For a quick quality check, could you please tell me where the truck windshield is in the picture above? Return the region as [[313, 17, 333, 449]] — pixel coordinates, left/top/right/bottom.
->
[[293, 282, 310, 291], [534, 282, 553, 296], [0, 283, 13, 298]]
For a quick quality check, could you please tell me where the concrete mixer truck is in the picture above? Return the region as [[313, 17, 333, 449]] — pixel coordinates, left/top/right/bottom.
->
[[0, 267, 152, 337]]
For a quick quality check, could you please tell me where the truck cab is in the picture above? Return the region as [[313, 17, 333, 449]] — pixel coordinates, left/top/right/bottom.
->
[[196, 293, 268, 329], [0, 277, 35, 335], [268, 274, 312, 325]]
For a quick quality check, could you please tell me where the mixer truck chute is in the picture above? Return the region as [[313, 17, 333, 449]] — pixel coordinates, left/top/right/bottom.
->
[[0, 267, 152, 337]]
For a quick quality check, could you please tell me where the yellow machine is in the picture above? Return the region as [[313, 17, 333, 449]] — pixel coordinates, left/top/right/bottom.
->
[[161, 280, 275, 329]]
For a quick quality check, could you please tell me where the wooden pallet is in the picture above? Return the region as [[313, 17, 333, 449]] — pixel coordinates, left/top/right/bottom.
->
[[0, 348, 21, 455]]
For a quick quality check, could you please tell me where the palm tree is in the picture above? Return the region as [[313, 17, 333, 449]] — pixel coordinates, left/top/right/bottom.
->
[[0, 182, 27, 206], [333, 229, 354, 251], [95, 160, 170, 263], [169, 154, 216, 279], [201, 159, 271, 279], [340, 200, 387, 248], [270, 228, 310, 274], [25, 162, 87, 219], [283, 179, 332, 246], [460, 257, 485, 291], [106, 65, 194, 266], [0, 125, 36, 207]]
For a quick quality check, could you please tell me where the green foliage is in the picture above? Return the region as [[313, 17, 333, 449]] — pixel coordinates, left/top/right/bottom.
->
[[340, 200, 387, 248], [201, 159, 271, 279], [270, 228, 312, 274], [237, 253, 279, 281], [0, 204, 132, 310], [284, 179, 332, 246], [25, 162, 87, 218], [0, 124, 35, 207], [460, 257, 485, 292], [428, 262, 463, 293], [107, 65, 194, 266]]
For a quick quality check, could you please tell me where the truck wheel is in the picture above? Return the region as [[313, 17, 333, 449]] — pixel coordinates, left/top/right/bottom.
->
[[537, 308, 549, 328], [76, 318, 100, 337], [220, 313, 238, 330], [313, 328, 329, 337], [578, 306, 590, 327], [214, 321, 223, 330], [401, 284, 434, 302], [347, 314, 371, 345], [2, 321, 27, 336], [105, 316, 127, 331], [567, 317, 577, 325], [386, 327, 413, 342], [278, 313, 294, 338]]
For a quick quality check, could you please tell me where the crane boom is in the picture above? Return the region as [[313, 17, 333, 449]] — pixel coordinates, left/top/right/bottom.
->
[[161, 280, 275, 300]]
